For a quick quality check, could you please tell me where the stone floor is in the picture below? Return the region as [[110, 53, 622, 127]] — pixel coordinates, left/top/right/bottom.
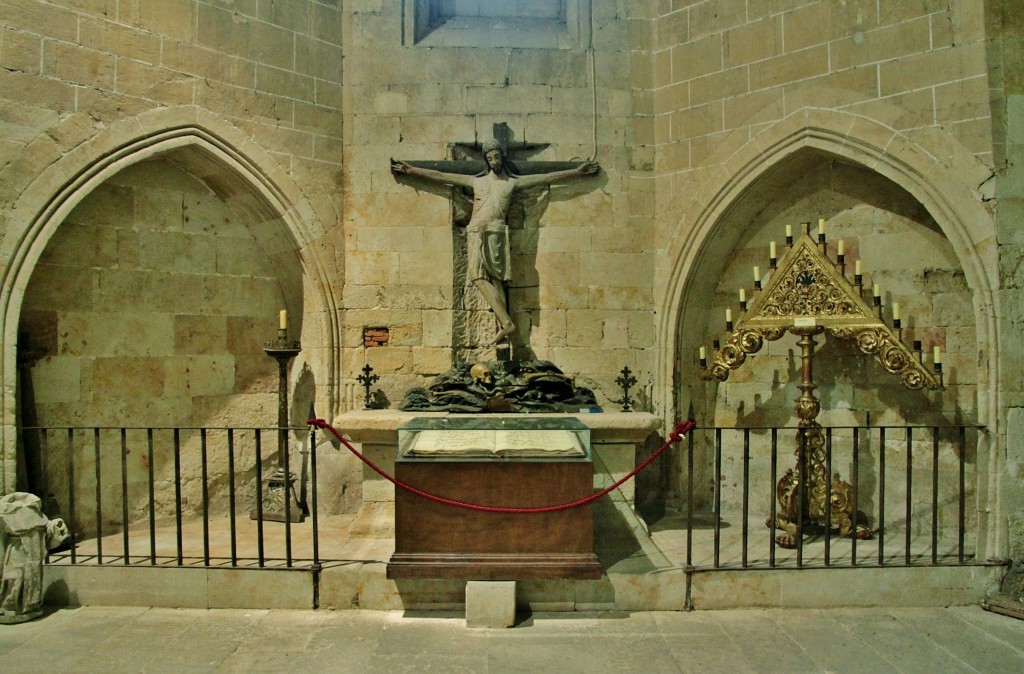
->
[[2, 604, 1023, 673]]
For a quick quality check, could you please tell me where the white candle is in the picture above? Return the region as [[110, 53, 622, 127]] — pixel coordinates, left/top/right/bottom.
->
[[699, 346, 706, 360], [837, 239, 845, 255], [933, 346, 942, 364], [855, 260, 862, 275], [726, 308, 733, 322], [279, 309, 287, 330], [818, 218, 826, 235], [873, 284, 880, 298], [892, 302, 900, 320], [769, 241, 777, 258], [739, 288, 746, 302], [786, 224, 793, 238], [753, 266, 761, 283]]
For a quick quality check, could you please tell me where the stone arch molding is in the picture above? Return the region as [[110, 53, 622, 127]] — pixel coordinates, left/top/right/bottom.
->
[[0, 106, 341, 492], [657, 107, 998, 436]]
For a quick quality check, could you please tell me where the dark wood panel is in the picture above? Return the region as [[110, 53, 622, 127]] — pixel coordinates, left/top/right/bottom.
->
[[388, 461, 601, 580]]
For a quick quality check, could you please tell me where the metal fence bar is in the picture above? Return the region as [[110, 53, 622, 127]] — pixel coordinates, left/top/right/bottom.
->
[[227, 429, 238, 567], [173, 428, 183, 566], [796, 428, 805, 568], [201, 428, 210, 567], [120, 428, 130, 565], [310, 427, 320, 566], [66, 428, 76, 564], [94, 427, 103, 564], [282, 425, 293, 568], [851, 427, 859, 567], [38, 428, 49, 511], [742, 428, 750, 569], [959, 425, 967, 564], [905, 427, 913, 566], [769, 427, 777, 568], [713, 428, 722, 568], [254, 429, 265, 568], [931, 426, 940, 566], [147, 429, 156, 565], [686, 429, 694, 568], [824, 427, 832, 567], [878, 427, 886, 566]]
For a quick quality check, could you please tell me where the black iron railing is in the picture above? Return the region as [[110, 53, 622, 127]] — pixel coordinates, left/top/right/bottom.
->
[[24, 425, 324, 570], [19, 422, 985, 572], [681, 424, 983, 569]]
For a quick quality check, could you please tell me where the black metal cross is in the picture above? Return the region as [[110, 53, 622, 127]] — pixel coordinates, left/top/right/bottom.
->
[[356, 364, 380, 410], [615, 366, 638, 412]]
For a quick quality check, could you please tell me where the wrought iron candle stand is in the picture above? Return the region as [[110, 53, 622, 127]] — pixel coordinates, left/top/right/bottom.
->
[[253, 326, 305, 523], [699, 223, 944, 548]]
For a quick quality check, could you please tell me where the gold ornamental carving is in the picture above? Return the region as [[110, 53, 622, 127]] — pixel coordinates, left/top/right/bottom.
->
[[700, 225, 944, 548]]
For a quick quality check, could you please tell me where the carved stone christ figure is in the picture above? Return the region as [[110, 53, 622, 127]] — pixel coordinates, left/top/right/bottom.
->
[[392, 140, 599, 344]]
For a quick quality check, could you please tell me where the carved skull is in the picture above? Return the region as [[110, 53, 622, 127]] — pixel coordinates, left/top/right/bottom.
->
[[470, 363, 493, 386], [45, 518, 70, 550]]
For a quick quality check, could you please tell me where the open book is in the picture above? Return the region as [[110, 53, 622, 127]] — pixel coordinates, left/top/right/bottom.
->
[[401, 428, 586, 458]]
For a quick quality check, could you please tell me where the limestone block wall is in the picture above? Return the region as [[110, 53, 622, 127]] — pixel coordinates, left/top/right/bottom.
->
[[339, 1, 655, 410], [985, 1, 1024, 560], [645, 1, 1000, 538], [649, 0, 992, 226], [18, 160, 291, 531], [0, 2, 346, 493]]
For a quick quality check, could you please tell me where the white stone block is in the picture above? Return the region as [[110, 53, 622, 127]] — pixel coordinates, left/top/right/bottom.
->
[[465, 580, 516, 628]]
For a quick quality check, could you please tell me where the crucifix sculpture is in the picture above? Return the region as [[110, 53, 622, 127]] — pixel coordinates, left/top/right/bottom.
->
[[391, 124, 599, 347]]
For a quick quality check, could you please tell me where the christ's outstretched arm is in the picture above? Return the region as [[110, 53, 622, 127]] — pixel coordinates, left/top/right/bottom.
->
[[390, 159, 474, 190], [515, 160, 600, 190]]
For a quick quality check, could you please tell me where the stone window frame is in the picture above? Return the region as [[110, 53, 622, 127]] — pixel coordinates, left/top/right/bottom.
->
[[403, 0, 590, 50]]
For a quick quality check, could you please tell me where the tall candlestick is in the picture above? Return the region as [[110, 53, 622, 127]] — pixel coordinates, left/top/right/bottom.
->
[[837, 239, 845, 256], [279, 309, 287, 330], [892, 302, 900, 320], [786, 224, 793, 238], [933, 345, 942, 364], [739, 288, 746, 302], [699, 346, 706, 360], [753, 266, 761, 283], [855, 260, 862, 276], [725, 308, 733, 322], [769, 241, 777, 259], [873, 284, 880, 298], [818, 218, 826, 235]]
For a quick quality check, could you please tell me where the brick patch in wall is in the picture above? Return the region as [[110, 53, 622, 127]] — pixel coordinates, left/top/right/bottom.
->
[[364, 326, 389, 347]]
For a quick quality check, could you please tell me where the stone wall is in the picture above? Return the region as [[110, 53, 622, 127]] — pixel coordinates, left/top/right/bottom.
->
[[0, 0, 1019, 563], [339, 1, 653, 409], [645, 1, 1000, 543], [0, 1, 346, 493], [17, 160, 289, 530], [986, 0, 1024, 560]]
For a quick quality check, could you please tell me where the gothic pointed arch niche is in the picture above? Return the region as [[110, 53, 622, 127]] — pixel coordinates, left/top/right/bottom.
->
[[656, 109, 999, 556], [0, 109, 342, 494]]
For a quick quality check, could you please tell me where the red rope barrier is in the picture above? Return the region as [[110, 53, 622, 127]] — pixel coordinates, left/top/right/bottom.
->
[[307, 418, 696, 514]]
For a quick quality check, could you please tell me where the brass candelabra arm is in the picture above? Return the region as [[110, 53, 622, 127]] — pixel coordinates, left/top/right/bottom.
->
[[832, 326, 943, 390], [701, 326, 787, 382]]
